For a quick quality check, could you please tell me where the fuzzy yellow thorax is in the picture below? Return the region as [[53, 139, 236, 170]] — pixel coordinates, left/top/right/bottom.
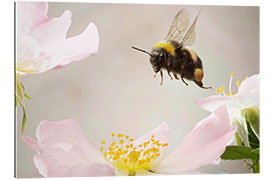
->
[[154, 41, 175, 56]]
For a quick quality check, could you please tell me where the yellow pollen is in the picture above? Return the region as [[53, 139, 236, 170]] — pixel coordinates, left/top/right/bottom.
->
[[226, 92, 231, 96], [220, 86, 225, 92], [101, 133, 169, 173], [162, 143, 168, 147], [236, 81, 240, 86], [100, 141, 105, 145], [119, 139, 124, 144], [230, 73, 235, 76], [111, 133, 115, 137], [117, 134, 124, 138], [216, 89, 220, 93]]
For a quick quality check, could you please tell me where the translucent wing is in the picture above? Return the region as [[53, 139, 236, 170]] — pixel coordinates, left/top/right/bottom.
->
[[165, 9, 190, 41], [179, 10, 201, 47]]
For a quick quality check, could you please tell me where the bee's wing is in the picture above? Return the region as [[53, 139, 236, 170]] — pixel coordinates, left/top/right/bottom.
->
[[179, 10, 201, 47], [165, 9, 190, 41]]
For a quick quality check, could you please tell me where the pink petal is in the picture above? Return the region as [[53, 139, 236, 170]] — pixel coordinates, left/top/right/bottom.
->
[[16, 34, 46, 75], [131, 123, 171, 165], [132, 122, 171, 160], [17, 2, 99, 74], [64, 162, 115, 177], [17, 10, 73, 74], [21, 136, 39, 151], [33, 154, 65, 177], [238, 74, 259, 95], [156, 106, 237, 174], [36, 119, 102, 161], [23, 119, 113, 177], [30, 10, 72, 56], [17, 5, 72, 74], [54, 23, 99, 68], [17, 2, 49, 35], [194, 95, 240, 119], [133, 122, 171, 146], [33, 153, 115, 177], [33, 154, 48, 177]]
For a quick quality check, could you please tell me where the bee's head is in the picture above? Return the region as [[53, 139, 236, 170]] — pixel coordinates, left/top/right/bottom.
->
[[150, 50, 165, 73], [131, 46, 165, 73]]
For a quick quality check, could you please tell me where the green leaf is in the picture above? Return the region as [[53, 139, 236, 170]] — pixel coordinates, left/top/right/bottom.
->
[[234, 133, 243, 146], [246, 120, 259, 149], [251, 148, 260, 156], [241, 107, 260, 138], [24, 93, 32, 100], [16, 78, 24, 106], [16, 78, 28, 133], [232, 118, 249, 147], [21, 106, 27, 133], [221, 146, 259, 160]]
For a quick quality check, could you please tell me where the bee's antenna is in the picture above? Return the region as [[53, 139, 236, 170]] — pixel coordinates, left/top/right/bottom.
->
[[132, 46, 152, 57]]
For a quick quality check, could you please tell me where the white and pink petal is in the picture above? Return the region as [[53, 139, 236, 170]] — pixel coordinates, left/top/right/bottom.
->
[[155, 106, 237, 174]]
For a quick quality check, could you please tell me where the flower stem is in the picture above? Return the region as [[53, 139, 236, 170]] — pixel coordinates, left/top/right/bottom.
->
[[252, 160, 260, 173], [128, 170, 136, 176]]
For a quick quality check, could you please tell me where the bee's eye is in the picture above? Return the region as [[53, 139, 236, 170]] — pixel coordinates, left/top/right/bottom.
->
[[158, 53, 164, 61]]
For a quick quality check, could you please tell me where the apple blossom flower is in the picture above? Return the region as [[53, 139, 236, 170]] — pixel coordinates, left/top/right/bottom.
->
[[16, 2, 99, 132], [23, 106, 236, 177], [194, 74, 259, 146], [16, 1, 99, 75]]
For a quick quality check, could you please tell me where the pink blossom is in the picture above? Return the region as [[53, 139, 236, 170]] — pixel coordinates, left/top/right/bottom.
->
[[23, 106, 236, 177], [194, 74, 259, 146], [16, 2, 99, 75]]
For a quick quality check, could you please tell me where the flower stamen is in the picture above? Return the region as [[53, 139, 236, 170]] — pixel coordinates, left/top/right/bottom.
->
[[100, 133, 168, 174], [215, 74, 245, 96]]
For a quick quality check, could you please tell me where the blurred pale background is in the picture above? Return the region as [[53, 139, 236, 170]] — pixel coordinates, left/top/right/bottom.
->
[[16, 2, 259, 177]]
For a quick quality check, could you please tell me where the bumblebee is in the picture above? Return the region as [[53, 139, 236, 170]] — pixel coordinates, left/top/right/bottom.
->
[[132, 9, 211, 89]]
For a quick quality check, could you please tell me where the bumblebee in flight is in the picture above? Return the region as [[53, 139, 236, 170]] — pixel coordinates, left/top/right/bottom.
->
[[132, 9, 212, 89]]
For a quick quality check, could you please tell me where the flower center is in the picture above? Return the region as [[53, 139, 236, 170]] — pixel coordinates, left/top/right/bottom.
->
[[215, 73, 248, 96], [100, 133, 168, 175]]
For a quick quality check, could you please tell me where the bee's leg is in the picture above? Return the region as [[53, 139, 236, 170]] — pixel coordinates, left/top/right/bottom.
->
[[180, 74, 189, 86], [194, 80, 212, 89], [153, 73, 157, 78], [173, 73, 179, 80], [167, 69, 173, 80], [160, 70, 163, 85]]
